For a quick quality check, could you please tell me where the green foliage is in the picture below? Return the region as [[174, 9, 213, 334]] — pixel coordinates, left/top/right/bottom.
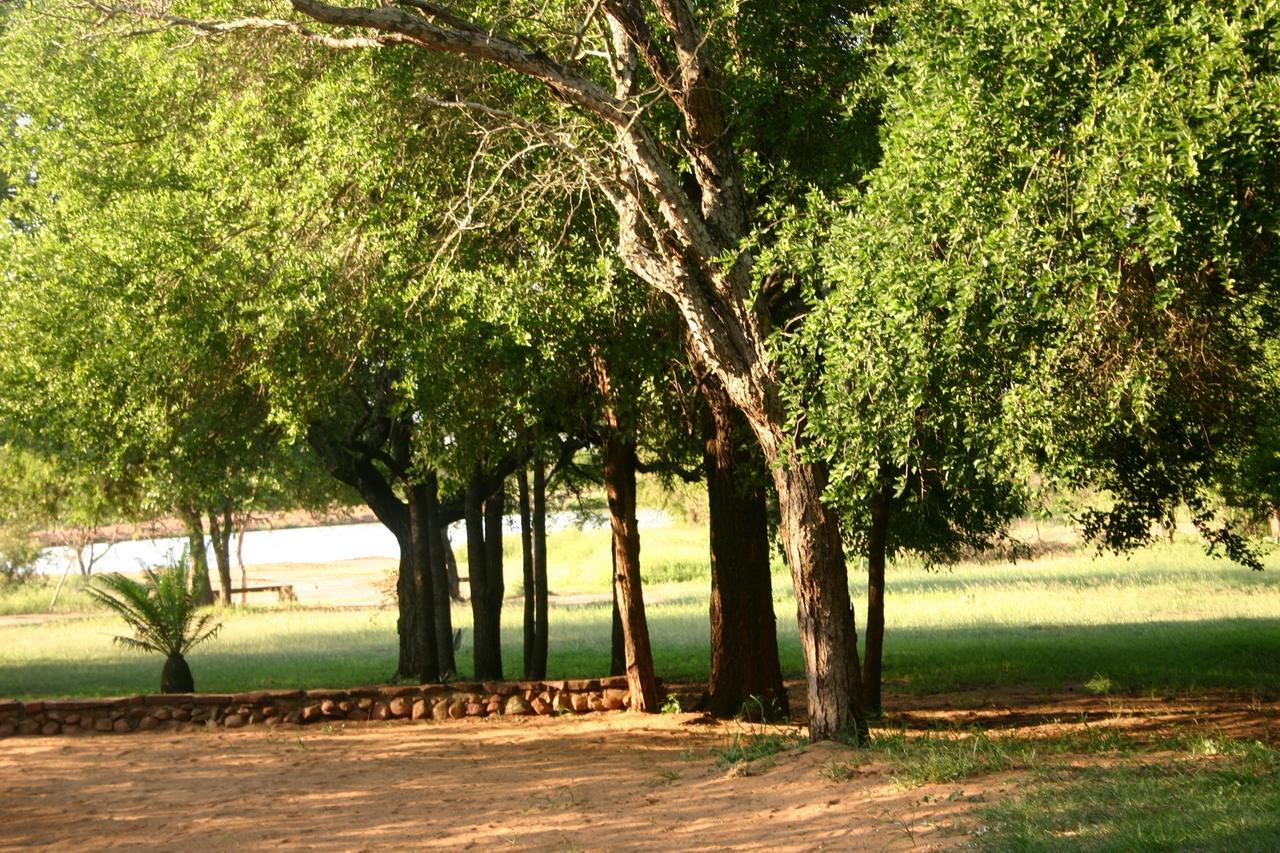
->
[[87, 562, 221, 658], [0, 527, 40, 584], [785, 0, 1280, 569]]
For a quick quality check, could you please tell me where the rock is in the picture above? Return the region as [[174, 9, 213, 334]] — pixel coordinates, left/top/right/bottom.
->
[[63, 714, 81, 726], [531, 697, 551, 715], [223, 714, 247, 729], [112, 719, 132, 733], [486, 700, 502, 716], [40, 721, 61, 736], [302, 704, 323, 723], [431, 701, 450, 722], [172, 708, 191, 722], [138, 716, 161, 731], [570, 693, 589, 713], [411, 700, 428, 721], [0, 723, 16, 738], [503, 695, 532, 716], [320, 700, 337, 717], [94, 718, 114, 733], [356, 698, 373, 711], [388, 698, 410, 718], [465, 703, 486, 717], [79, 717, 95, 731], [447, 701, 467, 719], [370, 702, 390, 721], [190, 710, 209, 723], [602, 689, 629, 709], [204, 719, 218, 730], [261, 706, 277, 718], [338, 701, 352, 714], [151, 708, 171, 722], [285, 709, 304, 725], [553, 693, 574, 714], [265, 716, 282, 728], [249, 710, 263, 724]]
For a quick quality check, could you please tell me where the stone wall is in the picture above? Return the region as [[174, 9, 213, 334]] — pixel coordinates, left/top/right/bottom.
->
[[0, 676, 639, 738]]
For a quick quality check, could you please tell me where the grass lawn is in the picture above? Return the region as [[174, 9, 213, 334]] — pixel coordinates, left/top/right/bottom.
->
[[2, 520, 1278, 701]]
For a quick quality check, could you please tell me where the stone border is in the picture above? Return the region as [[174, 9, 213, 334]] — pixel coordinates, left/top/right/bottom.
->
[[0, 676, 642, 738]]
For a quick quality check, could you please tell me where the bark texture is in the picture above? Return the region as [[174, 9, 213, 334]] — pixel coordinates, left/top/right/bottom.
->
[[861, 482, 891, 714], [180, 507, 215, 607], [530, 458, 549, 679], [703, 395, 785, 719], [601, 429, 659, 711], [772, 461, 868, 741]]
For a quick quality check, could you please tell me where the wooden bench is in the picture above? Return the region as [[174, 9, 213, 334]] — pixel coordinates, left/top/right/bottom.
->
[[216, 585, 297, 604]]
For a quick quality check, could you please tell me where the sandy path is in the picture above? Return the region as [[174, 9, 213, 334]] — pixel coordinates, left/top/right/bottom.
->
[[0, 713, 995, 851]]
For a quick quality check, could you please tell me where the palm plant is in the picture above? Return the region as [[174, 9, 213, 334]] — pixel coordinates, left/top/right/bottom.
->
[[88, 560, 222, 693]]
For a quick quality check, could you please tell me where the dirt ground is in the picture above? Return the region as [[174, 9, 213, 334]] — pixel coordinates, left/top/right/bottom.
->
[[0, 712, 998, 852], [3, 689, 1275, 852]]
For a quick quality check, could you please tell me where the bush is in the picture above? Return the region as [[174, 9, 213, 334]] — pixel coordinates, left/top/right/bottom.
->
[[0, 527, 42, 584]]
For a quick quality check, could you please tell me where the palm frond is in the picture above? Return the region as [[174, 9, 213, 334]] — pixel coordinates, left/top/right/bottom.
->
[[89, 560, 222, 659]]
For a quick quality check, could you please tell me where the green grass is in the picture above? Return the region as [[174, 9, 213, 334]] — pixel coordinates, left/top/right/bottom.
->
[[971, 737, 1280, 851], [2, 522, 1279, 700], [0, 574, 105, 616]]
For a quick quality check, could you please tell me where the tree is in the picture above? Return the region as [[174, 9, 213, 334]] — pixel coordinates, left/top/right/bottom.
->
[[82, 0, 881, 740], [88, 562, 222, 693], [788, 0, 1280, 710]]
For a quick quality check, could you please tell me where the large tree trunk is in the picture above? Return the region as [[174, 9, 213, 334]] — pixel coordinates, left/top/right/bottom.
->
[[406, 482, 440, 683], [206, 504, 235, 607], [180, 506, 215, 607], [465, 471, 503, 680], [703, 397, 785, 719], [861, 481, 892, 714], [601, 429, 659, 712], [770, 460, 868, 742], [531, 457, 549, 679], [518, 467, 536, 678], [425, 470, 455, 679]]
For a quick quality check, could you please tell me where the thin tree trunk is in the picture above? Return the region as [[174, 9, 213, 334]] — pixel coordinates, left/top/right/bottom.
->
[[406, 482, 440, 683], [601, 430, 659, 712], [609, 555, 625, 678], [484, 482, 506, 678], [770, 460, 868, 742], [394, 531, 419, 680], [703, 396, 785, 719], [443, 527, 462, 602], [207, 505, 234, 607], [861, 480, 892, 714], [425, 470, 455, 679], [235, 513, 249, 607], [519, 467, 536, 678], [531, 456, 549, 679], [181, 506, 215, 607], [1268, 505, 1279, 544]]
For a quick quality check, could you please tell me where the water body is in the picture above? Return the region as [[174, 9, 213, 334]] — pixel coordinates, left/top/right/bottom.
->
[[34, 509, 672, 575]]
